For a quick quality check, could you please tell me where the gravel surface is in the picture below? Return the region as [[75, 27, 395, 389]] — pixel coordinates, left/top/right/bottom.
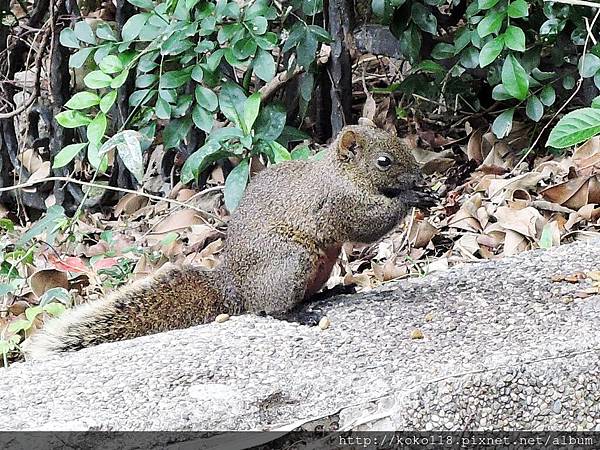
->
[[1, 240, 600, 431]]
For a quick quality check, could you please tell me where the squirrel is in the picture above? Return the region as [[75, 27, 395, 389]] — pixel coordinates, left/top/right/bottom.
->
[[24, 123, 436, 359]]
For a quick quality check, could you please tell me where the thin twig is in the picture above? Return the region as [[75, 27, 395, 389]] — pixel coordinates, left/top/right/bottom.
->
[[0, 27, 49, 119], [0, 176, 226, 224], [258, 65, 304, 101], [511, 7, 600, 174], [543, 0, 600, 8]]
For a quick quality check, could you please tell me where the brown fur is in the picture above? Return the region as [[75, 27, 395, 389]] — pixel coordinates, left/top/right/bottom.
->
[[25, 125, 435, 358]]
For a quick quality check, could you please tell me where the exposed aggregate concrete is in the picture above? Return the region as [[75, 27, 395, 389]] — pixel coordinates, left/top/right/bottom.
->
[[1, 240, 599, 431]]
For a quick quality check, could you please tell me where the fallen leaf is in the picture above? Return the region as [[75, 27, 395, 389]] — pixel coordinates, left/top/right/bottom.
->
[[29, 269, 69, 298]]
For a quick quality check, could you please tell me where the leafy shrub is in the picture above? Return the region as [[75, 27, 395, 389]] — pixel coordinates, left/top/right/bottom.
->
[[373, 0, 597, 143], [57, 0, 330, 210]]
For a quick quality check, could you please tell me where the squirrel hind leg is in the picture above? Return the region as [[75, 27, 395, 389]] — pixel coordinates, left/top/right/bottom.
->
[[241, 252, 312, 318]]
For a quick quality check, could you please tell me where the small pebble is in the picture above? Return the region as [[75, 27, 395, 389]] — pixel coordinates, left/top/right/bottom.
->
[[424, 312, 434, 322], [410, 329, 424, 339], [318, 317, 330, 330], [215, 313, 230, 323]]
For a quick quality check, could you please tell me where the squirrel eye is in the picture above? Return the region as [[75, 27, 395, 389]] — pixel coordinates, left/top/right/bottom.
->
[[376, 155, 393, 170]]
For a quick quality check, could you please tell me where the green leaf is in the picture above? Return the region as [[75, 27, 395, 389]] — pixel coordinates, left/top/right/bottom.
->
[[478, 0, 501, 9], [578, 53, 600, 78], [65, 92, 101, 110], [592, 96, 600, 109], [110, 69, 130, 89], [492, 108, 514, 138], [8, 319, 32, 334], [492, 84, 512, 100], [431, 43, 454, 59], [100, 91, 117, 113], [479, 36, 504, 67], [162, 117, 192, 150], [181, 140, 228, 183], [39, 287, 72, 307], [476, 11, 504, 38], [501, 54, 529, 100], [254, 103, 287, 141], [232, 37, 257, 60], [296, 28, 318, 68], [122, 13, 150, 42], [195, 85, 218, 111], [250, 15, 268, 34], [192, 104, 214, 132], [191, 65, 204, 82], [87, 112, 107, 144], [43, 302, 66, 317], [270, 141, 291, 163], [398, 25, 422, 63], [538, 223, 554, 249], [155, 98, 171, 120], [74, 21, 96, 45], [224, 158, 249, 211], [219, 82, 247, 127], [173, 94, 193, 118], [59, 28, 80, 49], [547, 108, 600, 148], [563, 75, 576, 90], [159, 70, 191, 89], [460, 47, 479, 69], [242, 92, 261, 134], [253, 49, 276, 82], [84, 70, 113, 89], [302, 0, 323, 16], [18, 205, 65, 247], [526, 95, 544, 122], [540, 85, 556, 106], [291, 146, 311, 160], [128, 0, 154, 7], [99, 55, 124, 74], [99, 130, 145, 182], [136, 74, 157, 89], [55, 110, 92, 128], [504, 25, 526, 52], [69, 47, 94, 68], [507, 0, 528, 18], [53, 143, 88, 168], [96, 21, 118, 41], [129, 89, 156, 107], [411, 2, 437, 35], [308, 25, 332, 43]]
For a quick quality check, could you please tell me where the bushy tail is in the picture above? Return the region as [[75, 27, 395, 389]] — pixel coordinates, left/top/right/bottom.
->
[[24, 264, 229, 359]]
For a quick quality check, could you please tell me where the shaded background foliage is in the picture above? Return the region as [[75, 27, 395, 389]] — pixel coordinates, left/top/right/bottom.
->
[[2, 0, 600, 363]]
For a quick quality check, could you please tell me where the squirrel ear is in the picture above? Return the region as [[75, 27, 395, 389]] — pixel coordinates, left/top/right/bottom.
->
[[337, 129, 359, 162]]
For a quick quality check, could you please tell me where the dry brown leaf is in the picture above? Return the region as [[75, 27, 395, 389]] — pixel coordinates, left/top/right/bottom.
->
[[408, 219, 438, 248], [455, 234, 480, 259], [114, 193, 149, 217], [573, 136, 600, 161], [29, 269, 69, 298], [539, 175, 600, 210], [503, 229, 529, 256], [152, 209, 204, 234], [487, 172, 544, 201], [412, 147, 455, 175], [466, 129, 483, 163], [448, 193, 483, 232], [495, 206, 544, 239]]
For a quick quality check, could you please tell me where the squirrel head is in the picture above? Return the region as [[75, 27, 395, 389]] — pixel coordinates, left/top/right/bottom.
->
[[332, 124, 436, 208]]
